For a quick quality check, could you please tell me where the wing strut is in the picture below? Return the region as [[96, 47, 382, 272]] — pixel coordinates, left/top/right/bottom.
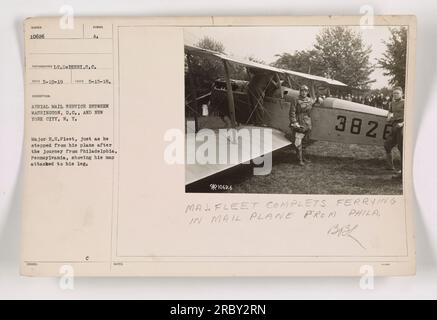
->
[[186, 53, 199, 132], [223, 60, 237, 127]]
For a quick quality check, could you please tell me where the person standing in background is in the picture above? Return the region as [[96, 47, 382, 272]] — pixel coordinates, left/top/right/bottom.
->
[[384, 86, 404, 179]]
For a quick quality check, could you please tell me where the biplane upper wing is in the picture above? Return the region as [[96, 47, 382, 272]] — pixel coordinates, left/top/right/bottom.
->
[[281, 69, 347, 87], [185, 44, 348, 86]]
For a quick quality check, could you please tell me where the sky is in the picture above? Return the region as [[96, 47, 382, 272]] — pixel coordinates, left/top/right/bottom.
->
[[184, 26, 398, 89]]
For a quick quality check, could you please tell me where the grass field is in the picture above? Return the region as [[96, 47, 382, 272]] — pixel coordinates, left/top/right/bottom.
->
[[189, 141, 403, 195]]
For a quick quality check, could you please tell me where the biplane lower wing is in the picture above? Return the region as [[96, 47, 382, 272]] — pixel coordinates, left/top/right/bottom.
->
[[185, 125, 291, 185]]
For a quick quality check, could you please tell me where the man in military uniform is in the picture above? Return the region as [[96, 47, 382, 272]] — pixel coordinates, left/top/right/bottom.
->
[[289, 85, 314, 166], [384, 86, 404, 179]]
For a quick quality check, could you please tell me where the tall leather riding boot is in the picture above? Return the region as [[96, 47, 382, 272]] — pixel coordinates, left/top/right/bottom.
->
[[296, 145, 304, 166], [398, 144, 403, 174], [385, 151, 395, 171], [302, 149, 311, 163]]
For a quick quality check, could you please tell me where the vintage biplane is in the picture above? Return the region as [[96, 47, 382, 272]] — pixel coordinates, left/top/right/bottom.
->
[[184, 44, 391, 186]]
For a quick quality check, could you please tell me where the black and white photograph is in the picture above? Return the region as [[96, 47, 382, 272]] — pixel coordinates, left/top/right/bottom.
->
[[184, 25, 408, 195], [2, 0, 437, 301]]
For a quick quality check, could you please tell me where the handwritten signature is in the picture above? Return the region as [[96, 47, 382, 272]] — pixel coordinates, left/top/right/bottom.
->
[[327, 224, 366, 250]]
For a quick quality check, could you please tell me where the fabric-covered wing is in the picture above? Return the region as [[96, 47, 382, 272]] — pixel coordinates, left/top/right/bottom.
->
[[185, 125, 291, 185], [185, 44, 348, 87]]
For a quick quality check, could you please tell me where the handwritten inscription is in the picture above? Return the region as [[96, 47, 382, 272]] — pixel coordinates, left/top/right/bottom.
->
[[185, 199, 329, 214], [185, 197, 399, 250]]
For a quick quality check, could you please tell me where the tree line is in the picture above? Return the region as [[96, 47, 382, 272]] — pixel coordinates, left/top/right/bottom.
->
[[186, 26, 407, 95]]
